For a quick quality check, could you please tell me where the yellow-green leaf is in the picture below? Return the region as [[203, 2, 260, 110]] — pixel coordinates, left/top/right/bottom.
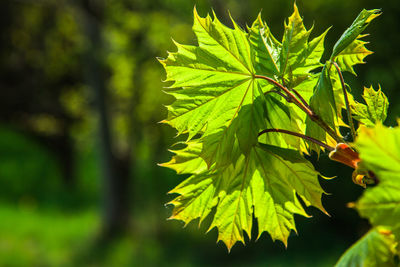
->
[[334, 38, 373, 75], [352, 86, 388, 127], [335, 227, 397, 267], [168, 144, 326, 251], [331, 9, 381, 59], [281, 3, 329, 83], [354, 123, 400, 227]]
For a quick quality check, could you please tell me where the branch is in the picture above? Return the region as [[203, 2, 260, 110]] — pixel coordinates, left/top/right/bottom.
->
[[255, 75, 311, 114], [258, 128, 334, 151], [291, 88, 311, 110], [264, 90, 292, 102], [331, 61, 356, 141], [254, 75, 343, 143]]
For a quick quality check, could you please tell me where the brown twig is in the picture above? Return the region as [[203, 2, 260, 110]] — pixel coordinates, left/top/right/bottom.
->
[[291, 88, 311, 110], [264, 90, 292, 102]]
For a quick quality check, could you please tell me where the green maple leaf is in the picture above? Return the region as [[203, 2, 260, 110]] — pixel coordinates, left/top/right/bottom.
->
[[330, 8, 381, 77], [333, 36, 373, 75], [352, 85, 388, 127], [331, 9, 381, 60], [167, 142, 327, 251], [280, 4, 329, 79], [353, 123, 400, 228], [304, 8, 380, 152], [335, 227, 397, 267]]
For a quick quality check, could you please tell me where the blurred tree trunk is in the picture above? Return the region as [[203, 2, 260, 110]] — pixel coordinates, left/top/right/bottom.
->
[[0, 1, 76, 187], [79, 0, 130, 239]]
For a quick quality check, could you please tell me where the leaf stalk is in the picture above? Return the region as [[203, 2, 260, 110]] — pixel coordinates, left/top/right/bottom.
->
[[258, 128, 334, 151], [331, 61, 357, 141], [255, 75, 342, 143]]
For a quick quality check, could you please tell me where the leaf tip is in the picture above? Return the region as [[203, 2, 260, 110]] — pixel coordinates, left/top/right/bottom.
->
[[321, 173, 336, 180], [347, 201, 356, 208], [158, 119, 169, 125], [378, 228, 392, 236], [193, 5, 198, 16], [321, 207, 331, 217], [281, 238, 289, 249], [365, 9, 382, 23], [156, 56, 165, 63], [193, 6, 203, 23], [292, 1, 299, 13], [227, 10, 239, 30]]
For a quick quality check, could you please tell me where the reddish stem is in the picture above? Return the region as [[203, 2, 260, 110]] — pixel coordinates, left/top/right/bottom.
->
[[255, 74, 342, 143], [258, 128, 334, 151], [331, 61, 357, 140]]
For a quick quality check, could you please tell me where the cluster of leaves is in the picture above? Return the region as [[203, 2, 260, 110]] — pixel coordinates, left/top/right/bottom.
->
[[159, 3, 396, 262]]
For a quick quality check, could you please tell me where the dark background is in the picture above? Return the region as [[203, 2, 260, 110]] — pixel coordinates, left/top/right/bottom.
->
[[0, 0, 399, 266]]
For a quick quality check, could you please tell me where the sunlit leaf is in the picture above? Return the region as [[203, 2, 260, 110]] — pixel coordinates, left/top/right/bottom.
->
[[331, 9, 381, 59], [248, 14, 280, 77], [335, 227, 397, 267], [334, 37, 373, 75], [168, 144, 326, 251], [280, 3, 329, 84], [352, 86, 388, 127], [353, 123, 400, 227], [159, 141, 207, 175]]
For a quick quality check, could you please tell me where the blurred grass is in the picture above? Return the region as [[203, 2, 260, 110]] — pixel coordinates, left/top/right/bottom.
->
[[0, 204, 98, 267], [0, 202, 343, 267], [0, 126, 62, 205]]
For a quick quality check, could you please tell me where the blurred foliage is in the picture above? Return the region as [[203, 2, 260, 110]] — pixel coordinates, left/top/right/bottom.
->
[[0, 0, 399, 266]]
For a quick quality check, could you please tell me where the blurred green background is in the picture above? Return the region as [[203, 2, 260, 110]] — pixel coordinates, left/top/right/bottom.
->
[[0, 0, 399, 266]]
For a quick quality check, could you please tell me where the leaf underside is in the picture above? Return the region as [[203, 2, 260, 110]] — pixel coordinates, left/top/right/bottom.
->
[[352, 85, 388, 127]]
